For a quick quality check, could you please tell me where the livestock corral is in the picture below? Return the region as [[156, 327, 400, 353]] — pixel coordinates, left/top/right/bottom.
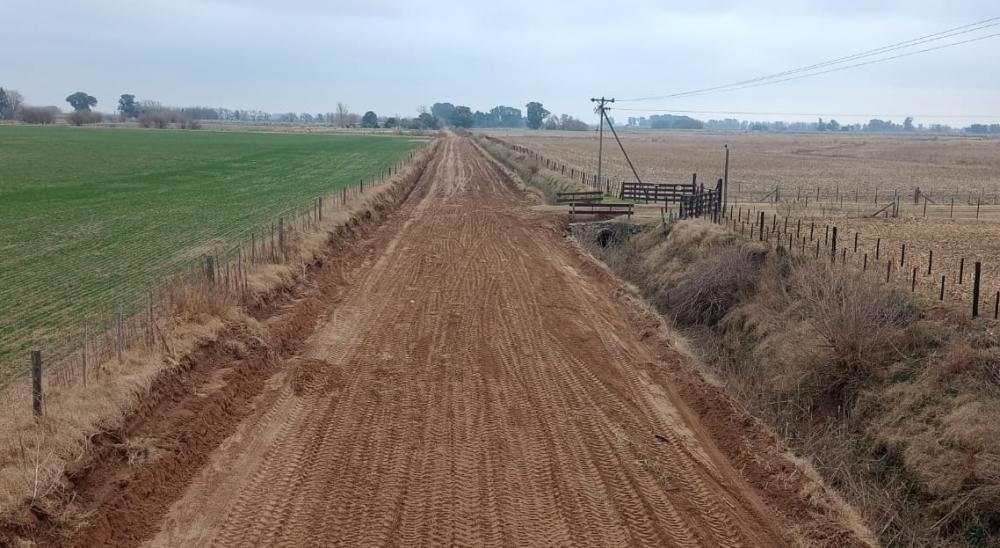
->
[[489, 129, 1000, 316]]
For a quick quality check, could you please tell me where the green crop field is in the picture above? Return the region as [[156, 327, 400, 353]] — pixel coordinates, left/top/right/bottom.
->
[[0, 126, 425, 372]]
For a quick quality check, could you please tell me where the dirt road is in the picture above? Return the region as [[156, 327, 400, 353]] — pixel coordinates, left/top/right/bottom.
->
[[107, 136, 859, 546]]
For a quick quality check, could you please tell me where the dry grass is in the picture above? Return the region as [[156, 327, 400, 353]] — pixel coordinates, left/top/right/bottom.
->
[[576, 217, 1000, 546], [491, 129, 1000, 316], [491, 129, 1000, 201], [476, 135, 590, 202], [0, 139, 439, 536]]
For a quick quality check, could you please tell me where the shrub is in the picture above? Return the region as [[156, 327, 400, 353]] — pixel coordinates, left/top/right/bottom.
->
[[664, 244, 762, 326], [67, 110, 103, 126], [790, 263, 913, 380], [19, 106, 58, 124], [138, 113, 171, 129]]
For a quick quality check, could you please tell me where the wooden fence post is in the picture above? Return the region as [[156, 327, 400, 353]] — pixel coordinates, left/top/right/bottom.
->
[[278, 217, 285, 258], [854, 232, 858, 252], [994, 291, 999, 320], [758, 211, 765, 242], [972, 262, 982, 318], [928, 250, 933, 275], [959, 258, 965, 284], [940, 276, 946, 300], [82, 326, 88, 387], [900, 243, 906, 267], [116, 304, 124, 363], [911, 268, 917, 292], [32, 350, 43, 417], [831, 227, 838, 262]]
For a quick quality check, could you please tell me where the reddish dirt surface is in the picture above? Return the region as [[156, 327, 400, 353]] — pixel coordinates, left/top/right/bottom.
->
[[45, 136, 868, 547]]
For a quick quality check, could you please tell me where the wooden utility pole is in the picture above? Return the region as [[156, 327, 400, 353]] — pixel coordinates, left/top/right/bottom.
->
[[590, 97, 614, 190]]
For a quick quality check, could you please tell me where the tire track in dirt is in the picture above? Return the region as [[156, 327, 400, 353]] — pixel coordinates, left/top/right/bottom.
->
[[142, 135, 862, 547]]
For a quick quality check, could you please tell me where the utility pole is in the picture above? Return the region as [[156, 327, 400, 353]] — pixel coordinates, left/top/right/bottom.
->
[[591, 97, 614, 190]]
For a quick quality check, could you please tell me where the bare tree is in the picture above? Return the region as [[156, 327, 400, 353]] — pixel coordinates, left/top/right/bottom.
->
[[336, 102, 349, 128], [0, 87, 24, 120]]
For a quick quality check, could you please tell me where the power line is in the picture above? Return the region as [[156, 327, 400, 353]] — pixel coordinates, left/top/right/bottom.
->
[[618, 16, 1000, 102]]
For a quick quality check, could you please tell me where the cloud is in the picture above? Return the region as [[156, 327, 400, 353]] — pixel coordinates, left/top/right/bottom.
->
[[2, 0, 997, 124]]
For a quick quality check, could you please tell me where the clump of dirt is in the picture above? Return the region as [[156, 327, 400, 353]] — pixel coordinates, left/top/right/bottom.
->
[[288, 358, 341, 396]]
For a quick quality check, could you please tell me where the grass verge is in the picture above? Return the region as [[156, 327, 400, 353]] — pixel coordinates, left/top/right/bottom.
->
[[578, 218, 1000, 547]]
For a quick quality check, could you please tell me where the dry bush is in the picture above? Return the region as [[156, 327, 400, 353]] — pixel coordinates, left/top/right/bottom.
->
[[138, 113, 173, 129], [66, 110, 103, 126], [19, 106, 58, 124], [663, 244, 762, 326], [790, 264, 914, 380]]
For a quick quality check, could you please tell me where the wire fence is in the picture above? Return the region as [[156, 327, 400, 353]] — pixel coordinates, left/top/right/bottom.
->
[[0, 146, 428, 419], [487, 135, 1000, 322]]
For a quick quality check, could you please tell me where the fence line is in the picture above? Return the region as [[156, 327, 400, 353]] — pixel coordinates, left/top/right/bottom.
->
[[484, 136, 999, 321], [2, 146, 428, 418], [718, 203, 999, 320]]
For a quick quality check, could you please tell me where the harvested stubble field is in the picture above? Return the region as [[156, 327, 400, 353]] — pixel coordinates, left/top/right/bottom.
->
[[726, 201, 1000, 310], [0, 126, 424, 374], [492, 129, 1000, 317], [493, 129, 1000, 202]]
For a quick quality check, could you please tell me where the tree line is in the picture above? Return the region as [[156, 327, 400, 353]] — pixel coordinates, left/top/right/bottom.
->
[[427, 102, 589, 131], [625, 113, 998, 134]]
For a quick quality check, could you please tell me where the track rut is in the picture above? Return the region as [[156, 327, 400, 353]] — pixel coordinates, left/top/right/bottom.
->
[[124, 135, 860, 547]]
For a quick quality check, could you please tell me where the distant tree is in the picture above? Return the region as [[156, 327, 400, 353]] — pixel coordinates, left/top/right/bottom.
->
[[300, 113, 314, 124], [315, 113, 325, 123], [526, 102, 549, 129], [416, 112, 438, 130], [384, 117, 397, 129], [66, 91, 97, 112], [361, 111, 379, 128], [335, 102, 350, 127], [648, 114, 702, 130], [117, 94, 138, 119], [0, 87, 24, 120], [903, 116, 915, 131], [450, 106, 474, 128], [488, 105, 523, 128], [431, 103, 455, 124], [827, 119, 841, 131], [543, 115, 559, 130], [560, 115, 589, 131]]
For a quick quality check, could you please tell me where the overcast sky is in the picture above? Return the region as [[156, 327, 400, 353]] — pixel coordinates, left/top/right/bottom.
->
[[3, 0, 998, 125]]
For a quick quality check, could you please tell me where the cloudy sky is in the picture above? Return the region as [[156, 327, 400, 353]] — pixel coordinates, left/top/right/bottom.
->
[[3, 0, 998, 125]]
